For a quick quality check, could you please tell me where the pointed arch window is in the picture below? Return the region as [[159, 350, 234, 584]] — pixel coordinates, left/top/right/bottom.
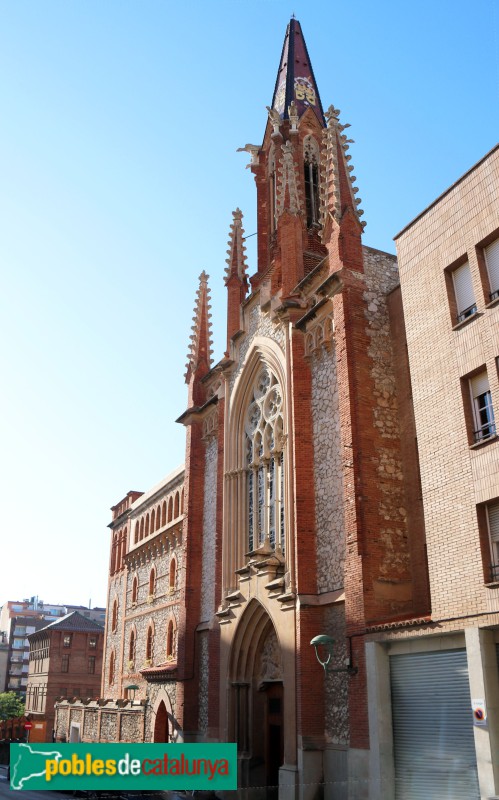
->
[[111, 599, 118, 633], [304, 136, 320, 228], [128, 629, 136, 666], [169, 558, 177, 593], [245, 366, 285, 553], [166, 619, 176, 660], [109, 650, 115, 685], [131, 575, 138, 605], [148, 567, 156, 599], [146, 625, 154, 663], [116, 537, 122, 571]]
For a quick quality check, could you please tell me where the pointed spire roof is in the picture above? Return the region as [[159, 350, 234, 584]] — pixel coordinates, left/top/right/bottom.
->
[[271, 18, 325, 125], [185, 271, 214, 384], [224, 209, 248, 285]]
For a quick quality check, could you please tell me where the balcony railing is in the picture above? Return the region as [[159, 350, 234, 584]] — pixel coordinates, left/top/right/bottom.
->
[[457, 303, 477, 323], [473, 422, 496, 443]]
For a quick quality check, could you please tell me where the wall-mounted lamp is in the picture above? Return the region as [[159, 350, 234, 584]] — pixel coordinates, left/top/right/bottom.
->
[[310, 635, 357, 676], [125, 684, 139, 703]]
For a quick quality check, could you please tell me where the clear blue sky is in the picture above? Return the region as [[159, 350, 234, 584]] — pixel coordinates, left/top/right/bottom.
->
[[1, 0, 497, 610]]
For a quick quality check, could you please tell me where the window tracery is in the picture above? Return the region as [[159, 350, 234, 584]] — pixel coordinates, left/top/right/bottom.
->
[[245, 366, 285, 553]]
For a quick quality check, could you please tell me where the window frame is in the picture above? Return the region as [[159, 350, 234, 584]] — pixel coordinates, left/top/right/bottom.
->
[[245, 365, 286, 554], [486, 501, 499, 582], [452, 260, 477, 323], [469, 372, 496, 443]]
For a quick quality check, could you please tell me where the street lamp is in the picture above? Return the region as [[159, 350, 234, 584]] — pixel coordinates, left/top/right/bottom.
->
[[310, 635, 357, 676]]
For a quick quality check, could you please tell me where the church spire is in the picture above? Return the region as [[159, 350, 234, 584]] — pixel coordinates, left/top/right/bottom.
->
[[271, 18, 325, 125], [185, 272, 213, 390]]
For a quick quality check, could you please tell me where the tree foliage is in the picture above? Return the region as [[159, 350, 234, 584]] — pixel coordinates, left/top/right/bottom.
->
[[0, 692, 25, 720]]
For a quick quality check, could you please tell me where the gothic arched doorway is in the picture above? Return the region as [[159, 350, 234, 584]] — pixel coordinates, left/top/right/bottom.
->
[[229, 601, 284, 793], [153, 700, 169, 742]]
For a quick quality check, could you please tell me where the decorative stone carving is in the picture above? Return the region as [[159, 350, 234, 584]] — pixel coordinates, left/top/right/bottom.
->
[[258, 628, 283, 683], [304, 314, 335, 358], [288, 100, 299, 131], [276, 140, 302, 216], [236, 143, 260, 167], [266, 105, 282, 135], [202, 408, 218, 440]]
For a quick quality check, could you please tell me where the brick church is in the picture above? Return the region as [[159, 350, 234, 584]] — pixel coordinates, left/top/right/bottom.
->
[[55, 17, 499, 800]]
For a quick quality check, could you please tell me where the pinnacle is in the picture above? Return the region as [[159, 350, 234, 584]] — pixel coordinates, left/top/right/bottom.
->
[[184, 272, 214, 383], [319, 104, 366, 236], [224, 208, 248, 285]]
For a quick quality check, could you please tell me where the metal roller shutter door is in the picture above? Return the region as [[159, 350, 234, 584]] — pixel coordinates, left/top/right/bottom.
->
[[390, 649, 479, 800]]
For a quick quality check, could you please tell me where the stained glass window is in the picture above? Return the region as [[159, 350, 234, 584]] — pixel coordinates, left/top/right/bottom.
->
[[244, 367, 285, 553]]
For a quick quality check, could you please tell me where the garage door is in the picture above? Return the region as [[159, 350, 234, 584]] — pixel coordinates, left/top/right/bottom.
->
[[390, 649, 479, 800]]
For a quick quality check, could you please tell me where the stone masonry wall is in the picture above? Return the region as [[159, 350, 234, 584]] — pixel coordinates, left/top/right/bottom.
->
[[82, 708, 99, 741], [362, 246, 412, 588], [311, 345, 344, 592], [200, 436, 218, 622], [324, 603, 348, 746], [197, 631, 209, 735], [103, 572, 125, 699], [146, 682, 177, 743], [124, 546, 182, 679]]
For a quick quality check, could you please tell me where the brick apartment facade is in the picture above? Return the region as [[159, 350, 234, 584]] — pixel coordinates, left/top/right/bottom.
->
[[54, 20, 499, 800], [25, 611, 104, 742]]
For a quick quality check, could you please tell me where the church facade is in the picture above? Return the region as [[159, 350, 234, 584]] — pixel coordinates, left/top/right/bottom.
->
[[54, 18, 499, 800], [100, 18, 429, 797]]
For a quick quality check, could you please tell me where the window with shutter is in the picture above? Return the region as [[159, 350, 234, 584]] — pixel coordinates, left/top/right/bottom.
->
[[453, 262, 476, 321], [470, 372, 496, 442], [487, 501, 499, 581], [484, 238, 499, 301]]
